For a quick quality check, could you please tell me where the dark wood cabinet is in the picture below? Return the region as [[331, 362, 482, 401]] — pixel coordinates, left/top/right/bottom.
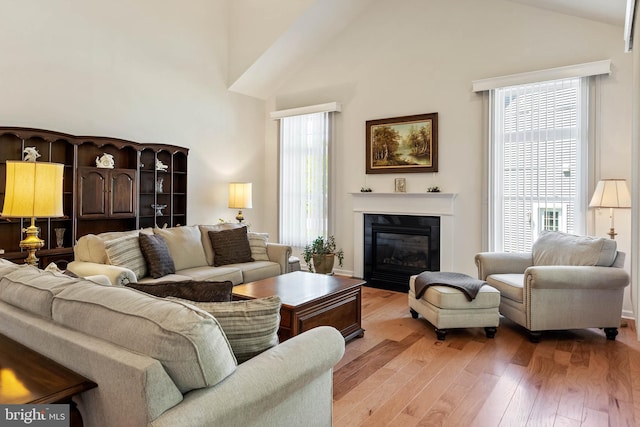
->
[[78, 168, 137, 218], [0, 127, 188, 267]]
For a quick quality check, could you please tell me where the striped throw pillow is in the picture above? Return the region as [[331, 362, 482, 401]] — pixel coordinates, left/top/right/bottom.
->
[[247, 232, 270, 261], [170, 296, 281, 363], [104, 234, 147, 280]]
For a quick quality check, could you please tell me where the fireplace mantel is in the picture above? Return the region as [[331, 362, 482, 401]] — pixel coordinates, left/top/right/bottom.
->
[[351, 192, 457, 279]]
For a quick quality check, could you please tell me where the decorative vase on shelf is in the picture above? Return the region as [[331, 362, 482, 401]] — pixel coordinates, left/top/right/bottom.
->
[[54, 228, 65, 248], [156, 178, 164, 193]]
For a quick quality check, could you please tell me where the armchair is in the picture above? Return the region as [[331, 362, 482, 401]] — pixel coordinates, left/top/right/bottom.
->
[[475, 231, 629, 342]]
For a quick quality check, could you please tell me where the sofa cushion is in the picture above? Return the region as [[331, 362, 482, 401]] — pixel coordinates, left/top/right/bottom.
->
[[52, 281, 237, 393], [0, 265, 82, 319], [174, 266, 244, 285], [154, 226, 208, 271], [170, 296, 281, 363], [209, 227, 254, 267], [139, 233, 176, 278], [532, 230, 617, 267], [233, 261, 282, 284], [104, 234, 147, 280], [199, 223, 244, 266], [126, 280, 233, 302], [248, 232, 270, 261]]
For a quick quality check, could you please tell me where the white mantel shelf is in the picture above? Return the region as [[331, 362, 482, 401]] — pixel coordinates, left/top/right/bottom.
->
[[350, 192, 457, 278]]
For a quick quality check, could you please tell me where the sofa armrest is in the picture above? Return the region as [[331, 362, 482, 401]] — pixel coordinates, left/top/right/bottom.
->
[[151, 326, 345, 427], [67, 261, 137, 286], [525, 265, 630, 290], [475, 252, 533, 279], [266, 243, 292, 273]]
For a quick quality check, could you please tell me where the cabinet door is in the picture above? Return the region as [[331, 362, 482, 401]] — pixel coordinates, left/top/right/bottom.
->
[[78, 168, 108, 218], [109, 169, 137, 217], [78, 167, 137, 218]]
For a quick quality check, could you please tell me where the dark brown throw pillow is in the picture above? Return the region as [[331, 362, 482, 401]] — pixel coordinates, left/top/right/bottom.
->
[[126, 280, 233, 302], [209, 227, 254, 267], [139, 233, 176, 278]]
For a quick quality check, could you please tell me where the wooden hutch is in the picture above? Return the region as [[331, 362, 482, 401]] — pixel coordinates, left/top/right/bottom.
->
[[0, 127, 188, 267]]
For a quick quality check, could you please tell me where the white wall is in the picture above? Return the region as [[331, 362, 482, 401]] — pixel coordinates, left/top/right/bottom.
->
[[0, 0, 267, 230], [265, 0, 634, 312]]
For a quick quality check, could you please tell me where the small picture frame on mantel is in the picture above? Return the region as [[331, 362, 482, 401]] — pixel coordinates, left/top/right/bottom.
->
[[394, 178, 406, 193]]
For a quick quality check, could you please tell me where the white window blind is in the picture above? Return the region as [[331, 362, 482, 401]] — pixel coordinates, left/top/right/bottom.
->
[[491, 77, 588, 252], [278, 112, 330, 247]]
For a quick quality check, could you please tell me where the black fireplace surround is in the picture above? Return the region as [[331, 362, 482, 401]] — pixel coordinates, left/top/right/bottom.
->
[[364, 214, 440, 292]]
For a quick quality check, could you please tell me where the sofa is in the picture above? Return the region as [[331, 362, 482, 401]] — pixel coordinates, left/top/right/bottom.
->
[[475, 230, 630, 341], [67, 224, 291, 286], [0, 258, 345, 426]]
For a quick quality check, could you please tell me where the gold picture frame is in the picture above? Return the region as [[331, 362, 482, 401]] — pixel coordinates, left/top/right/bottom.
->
[[366, 113, 438, 174]]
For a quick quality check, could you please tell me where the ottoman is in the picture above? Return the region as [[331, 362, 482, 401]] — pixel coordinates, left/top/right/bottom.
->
[[408, 274, 500, 340]]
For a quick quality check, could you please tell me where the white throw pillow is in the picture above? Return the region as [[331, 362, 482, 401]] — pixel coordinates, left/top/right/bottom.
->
[[154, 226, 208, 271]]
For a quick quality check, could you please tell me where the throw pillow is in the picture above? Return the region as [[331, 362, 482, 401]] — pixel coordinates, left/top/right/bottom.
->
[[139, 233, 176, 279], [169, 296, 282, 363], [199, 223, 244, 266], [153, 226, 208, 271], [208, 227, 254, 267], [126, 280, 233, 302], [104, 234, 147, 280], [247, 232, 270, 261]]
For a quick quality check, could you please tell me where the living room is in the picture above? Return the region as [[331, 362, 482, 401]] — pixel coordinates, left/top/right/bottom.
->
[[0, 0, 638, 425]]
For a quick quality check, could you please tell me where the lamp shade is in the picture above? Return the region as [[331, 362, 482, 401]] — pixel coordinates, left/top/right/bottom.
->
[[589, 179, 631, 209], [228, 182, 252, 209], [2, 161, 64, 218]]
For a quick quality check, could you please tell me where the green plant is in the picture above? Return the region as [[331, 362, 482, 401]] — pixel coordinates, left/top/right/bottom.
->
[[302, 235, 344, 273]]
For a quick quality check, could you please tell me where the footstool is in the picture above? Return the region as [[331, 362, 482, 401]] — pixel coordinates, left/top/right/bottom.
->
[[408, 274, 501, 340]]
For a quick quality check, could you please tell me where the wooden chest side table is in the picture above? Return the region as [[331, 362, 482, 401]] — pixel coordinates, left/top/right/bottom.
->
[[233, 271, 365, 342]]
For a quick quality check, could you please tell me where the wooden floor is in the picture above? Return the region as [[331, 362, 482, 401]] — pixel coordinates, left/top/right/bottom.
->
[[333, 286, 640, 427]]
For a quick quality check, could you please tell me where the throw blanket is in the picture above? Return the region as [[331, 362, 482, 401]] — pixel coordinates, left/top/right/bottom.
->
[[414, 271, 488, 301]]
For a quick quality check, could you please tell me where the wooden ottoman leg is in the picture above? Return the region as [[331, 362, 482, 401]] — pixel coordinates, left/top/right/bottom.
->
[[604, 328, 618, 340], [435, 328, 447, 340], [484, 327, 497, 338], [410, 308, 419, 319]]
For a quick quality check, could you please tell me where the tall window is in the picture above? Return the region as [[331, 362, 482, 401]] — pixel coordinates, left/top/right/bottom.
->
[[490, 77, 589, 252], [278, 111, 330, 247]]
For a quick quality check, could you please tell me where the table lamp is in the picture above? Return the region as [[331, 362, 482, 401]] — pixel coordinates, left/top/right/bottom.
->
[[228, 182, 252, 223], [1, 161, 64, 265], [589, 179, 631, 239]]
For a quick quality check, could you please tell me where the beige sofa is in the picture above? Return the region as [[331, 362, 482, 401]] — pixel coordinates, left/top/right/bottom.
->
[[475, 230, 630, 341], [68, 224, 291, 286], [0, 259, 344, 427]]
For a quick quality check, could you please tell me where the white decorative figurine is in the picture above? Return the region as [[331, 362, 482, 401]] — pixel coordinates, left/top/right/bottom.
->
[[155, 159, 168, 172], [23, 147, 41, 162], [96, 153, 115, 169]]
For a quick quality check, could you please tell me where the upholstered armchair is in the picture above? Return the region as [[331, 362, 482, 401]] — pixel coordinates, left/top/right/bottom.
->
[[475, 231, 629, 342]]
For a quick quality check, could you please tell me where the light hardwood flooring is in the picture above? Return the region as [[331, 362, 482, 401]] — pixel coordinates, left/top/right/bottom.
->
[[333, 286, 640, 427]]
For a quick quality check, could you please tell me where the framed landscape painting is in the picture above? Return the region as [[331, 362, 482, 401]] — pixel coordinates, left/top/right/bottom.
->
[[366, 113, 438, 174]]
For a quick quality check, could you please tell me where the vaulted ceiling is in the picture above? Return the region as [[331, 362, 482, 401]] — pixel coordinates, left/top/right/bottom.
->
[[228, 0, 629, 100]]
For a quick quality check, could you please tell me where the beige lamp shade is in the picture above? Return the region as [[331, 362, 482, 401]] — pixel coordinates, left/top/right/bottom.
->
[[589, 179, 631, 209], [228, 182, 253, 209], [2, 161, 64, 218]]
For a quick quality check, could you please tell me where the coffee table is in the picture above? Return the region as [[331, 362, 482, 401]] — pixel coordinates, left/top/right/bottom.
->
[[232, 271, 365, 342]]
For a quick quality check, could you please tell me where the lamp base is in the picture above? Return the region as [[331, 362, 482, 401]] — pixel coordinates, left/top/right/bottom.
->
[[607, 227, 617, 240], [235, 210, 244, 223], [20, 219, 44, 266]]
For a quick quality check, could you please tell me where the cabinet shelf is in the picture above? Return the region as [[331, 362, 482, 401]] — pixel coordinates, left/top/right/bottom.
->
[[0, 127, 188, 266]]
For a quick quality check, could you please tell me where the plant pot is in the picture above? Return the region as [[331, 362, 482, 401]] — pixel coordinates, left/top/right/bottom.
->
[[312, 254, 335, 274]]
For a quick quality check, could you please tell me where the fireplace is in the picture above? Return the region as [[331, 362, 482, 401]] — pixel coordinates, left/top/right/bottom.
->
[[364, 214, 440, 292]]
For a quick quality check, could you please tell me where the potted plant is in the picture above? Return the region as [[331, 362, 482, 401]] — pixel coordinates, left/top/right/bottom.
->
[[302, 235, 344, 274]]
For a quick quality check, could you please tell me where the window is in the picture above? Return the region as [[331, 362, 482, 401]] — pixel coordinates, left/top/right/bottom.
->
[[275, 108, 336, 247], [490, 77, 589, 252]]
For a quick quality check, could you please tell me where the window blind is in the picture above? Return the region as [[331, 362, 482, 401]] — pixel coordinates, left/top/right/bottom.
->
[[492, 77, 588, 252]]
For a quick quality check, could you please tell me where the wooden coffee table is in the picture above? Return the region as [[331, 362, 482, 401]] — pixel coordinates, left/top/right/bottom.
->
[[233, 271, 366, 342]]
